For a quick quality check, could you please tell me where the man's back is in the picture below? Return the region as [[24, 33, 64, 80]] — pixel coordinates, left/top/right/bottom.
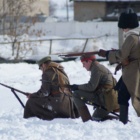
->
[[78, 61, 114, 92]]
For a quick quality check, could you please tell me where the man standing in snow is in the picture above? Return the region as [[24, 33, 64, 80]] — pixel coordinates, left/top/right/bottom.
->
[[98, 8, 140, 124], [24, 56, 79, 120], [70, 54, 119, 122]]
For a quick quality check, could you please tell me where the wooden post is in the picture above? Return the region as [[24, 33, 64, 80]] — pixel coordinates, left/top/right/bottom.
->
[[2, 0, 5, 35], [118, 28, 124, 49], [49, 39, 52, 54], [82, 39, 88, 52]]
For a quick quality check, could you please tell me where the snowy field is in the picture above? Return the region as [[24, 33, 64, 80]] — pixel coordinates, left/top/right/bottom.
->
[[0, 61, 140, 140], [0, 22, 140, 140], [0, 0, 140, 139]]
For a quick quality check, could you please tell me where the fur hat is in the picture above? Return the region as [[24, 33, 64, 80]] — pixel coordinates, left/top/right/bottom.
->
[[37, 56, 51, 66], [118, 8, 139, 29]]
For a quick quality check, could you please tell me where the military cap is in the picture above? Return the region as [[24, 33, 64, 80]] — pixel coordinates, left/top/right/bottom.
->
[[37, 56, 51, 66], [80, 54, 96, 62]]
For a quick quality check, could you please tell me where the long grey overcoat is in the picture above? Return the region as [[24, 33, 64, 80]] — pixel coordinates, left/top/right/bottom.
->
[[108, 28, 140, 116], [24, 62, 79, 120]]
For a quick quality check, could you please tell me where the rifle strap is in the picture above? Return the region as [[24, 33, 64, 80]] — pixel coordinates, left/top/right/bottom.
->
[[11, 89, 25, 108]]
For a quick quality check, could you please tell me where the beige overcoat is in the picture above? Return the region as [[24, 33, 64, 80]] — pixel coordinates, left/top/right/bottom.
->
[[108, 28, 140, 116]]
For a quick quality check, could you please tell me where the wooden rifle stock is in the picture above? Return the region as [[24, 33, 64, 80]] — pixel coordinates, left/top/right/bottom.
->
[[58, 51, 99, 57], [0, 82, 29, 96]]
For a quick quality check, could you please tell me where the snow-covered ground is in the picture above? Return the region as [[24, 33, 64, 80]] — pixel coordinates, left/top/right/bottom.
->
[[0, 1, 140, 139], [0, 60, 140, 140], [0, 30, 140, 139]]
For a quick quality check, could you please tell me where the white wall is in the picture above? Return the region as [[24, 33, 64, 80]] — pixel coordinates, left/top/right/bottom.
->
[[30, 21, 118, 37]]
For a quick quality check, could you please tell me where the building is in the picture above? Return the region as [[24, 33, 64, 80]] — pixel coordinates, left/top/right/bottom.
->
[[26, 0, 49, 16], [0, 0, 49, 17], [0, 0, 49, 35], [74, 0, 140, 21]]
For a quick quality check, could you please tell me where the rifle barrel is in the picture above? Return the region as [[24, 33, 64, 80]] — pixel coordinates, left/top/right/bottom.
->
[[0, 82, 28, 96], [59, 51, 99, 57]]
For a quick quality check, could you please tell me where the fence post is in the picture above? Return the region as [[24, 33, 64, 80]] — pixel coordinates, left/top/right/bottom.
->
[[49, 39, 52, 54], [82, 39, 88, 52]]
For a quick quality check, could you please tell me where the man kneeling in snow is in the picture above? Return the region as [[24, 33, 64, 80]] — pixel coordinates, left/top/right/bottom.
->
[[70, 54, 119, 122], [24, 56, 79, 120]]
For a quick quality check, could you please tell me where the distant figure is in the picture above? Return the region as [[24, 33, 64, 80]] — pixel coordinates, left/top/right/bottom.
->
[[98, 8, 140, 124], [24, 56, 79, 120], [70, 54, 119, 122]]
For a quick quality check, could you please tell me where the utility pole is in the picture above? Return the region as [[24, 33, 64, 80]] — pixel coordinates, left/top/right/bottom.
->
[[118, 28, 124, 49], [66, 0, 69, 21], [2, 0, 5, 35]]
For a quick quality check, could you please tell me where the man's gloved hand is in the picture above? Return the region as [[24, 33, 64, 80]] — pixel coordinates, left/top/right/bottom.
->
[[26, 93, 32, 98], [69, 84, 79, 91], [98, 49, 107, 57]]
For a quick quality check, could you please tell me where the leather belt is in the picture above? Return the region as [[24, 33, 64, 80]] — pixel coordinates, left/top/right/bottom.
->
[[51, 91, 60, 95], [115, 58, 139, 74]]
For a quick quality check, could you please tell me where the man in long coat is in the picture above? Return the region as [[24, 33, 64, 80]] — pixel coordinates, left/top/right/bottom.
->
[[98, 9, 140, 124], [24, 56, 79, 120], [70, 55, 119, 122]]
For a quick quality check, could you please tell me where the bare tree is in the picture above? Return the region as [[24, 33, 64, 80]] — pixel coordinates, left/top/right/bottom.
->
[[0, 0, 45, 60]]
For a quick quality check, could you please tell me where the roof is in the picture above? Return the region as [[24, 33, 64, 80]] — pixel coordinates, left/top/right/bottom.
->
[[74, 0, 139, 2]]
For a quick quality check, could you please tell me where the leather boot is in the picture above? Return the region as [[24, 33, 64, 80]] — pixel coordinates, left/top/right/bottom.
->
[[78, 106, 92, 122], [119, 105, 128, 124]]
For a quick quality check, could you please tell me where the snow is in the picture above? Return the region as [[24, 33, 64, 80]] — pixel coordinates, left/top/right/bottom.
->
[[0, 60, 140, 140], [0, 1, 140, 140]]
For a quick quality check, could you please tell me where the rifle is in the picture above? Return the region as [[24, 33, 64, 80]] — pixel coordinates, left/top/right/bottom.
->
[[82, 96, 130, 122], [80, 96, 120, 118], [0, 82, 29, 96], [57, 51, 99, 57], [0, 82, 29, 108], [40, 79, 70, 88], [41, 80, 121, 118]]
